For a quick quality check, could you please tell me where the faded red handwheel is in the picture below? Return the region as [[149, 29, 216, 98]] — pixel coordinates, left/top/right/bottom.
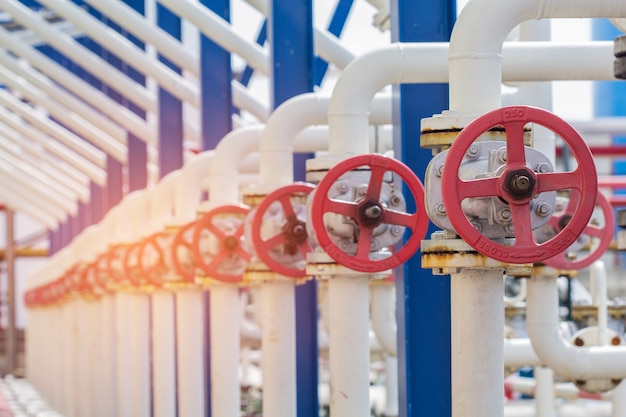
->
[[441, 105, 598, 264], [137, 232, 169, 285], [192, 205, 251, 283], [123, 241, 144, 286], [170, 221, 199, 283], [251, 182, 315, 278], [543, 191, 614, 270], [310, 154, 429, 273]]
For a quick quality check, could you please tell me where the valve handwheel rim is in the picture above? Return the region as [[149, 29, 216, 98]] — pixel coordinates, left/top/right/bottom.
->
[[543, 190, 614, 270], [311, 154, 429, 273], [251, 182, 315, 278], [137, 232, 168, 285], [191, 204, 251, 283], [171, 221, 199, 283], [441, 105, 598, 264]]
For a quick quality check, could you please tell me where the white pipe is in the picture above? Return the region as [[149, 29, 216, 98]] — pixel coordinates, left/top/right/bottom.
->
[[210, 284, 241, 417], [0, 26, 153, 144], [0, 89, 107, 168], [259, 92, 392, 185], [614, 381, 626, 417], [158, 0, 269, 74], [232, 81, 270, 121], [175, 290, 206, 417], [326, 41, 613, 156], [371, 284, 397, 356], [451, 269, 504, 417], [83, 0, 199, 76], [0, 50, 127, 145], [61, 301, 77, 417], [385, 356, 399, 417], [0, 64, 127, 163], [96, 294, 117, 417], [0, 134, 89, 202], [329, 275, 371, 416], [0, 191, 59, 229], [590, 260, 609, 346], [0, 0, 157, 113], [534, 366, 556, 417], [527, 274, 626, 380], [503, 338, 542, 368], [262, 280, 297, 417], [151, 291, 177, 417], [0, 163, 77, 216], [0, 130, 90, 190], [0, 108, 107, 185], [0, 147, 84, 204], [38, 0, 199, 108], [505, 375, 607, 401], [448, 0, 626, 115], [313, 27, 357, 70]]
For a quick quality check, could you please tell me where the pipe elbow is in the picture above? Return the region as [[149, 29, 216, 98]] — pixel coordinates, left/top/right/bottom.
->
[[370, 284, 397, 356]]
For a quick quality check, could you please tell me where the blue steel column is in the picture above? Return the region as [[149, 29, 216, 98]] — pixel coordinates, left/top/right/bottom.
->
[[268, 2, 317, 416], [390, 1, 455, 417]]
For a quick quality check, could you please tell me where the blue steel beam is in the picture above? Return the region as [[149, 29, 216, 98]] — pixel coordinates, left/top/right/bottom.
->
[[390, 1, 455, 417], [269, 2, 317, 416], [238, 19, 267, 87], [312, 0, 354, 86]]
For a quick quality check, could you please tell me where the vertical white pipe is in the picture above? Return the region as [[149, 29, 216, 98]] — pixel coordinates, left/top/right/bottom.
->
[[76, 298, 90, 417], [152, 291, 177, 417], [329, 275, 370, 416], [116, 292, 151, 417], [62, 301, 77, 417], [613, 381, 626, 417], [591, 261, 609, 346], [534, 366, 556, 417], [210, 285, 241, 417], [451, 269, 504, 417], [176, 290, 206, 417], [262, 280, 296, 417], [52, 305, 63, 411], [97, 294, 117, 417], [385, 356, 399, 417]]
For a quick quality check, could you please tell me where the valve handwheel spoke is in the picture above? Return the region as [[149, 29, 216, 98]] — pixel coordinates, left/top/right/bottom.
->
[[543, 191, 614, 270], [138, 233, 167, 284], [442, 105, 598, 264], [251, 182, 316, 278], [311, 154, 429, 273], [192, 204, 251, 283]]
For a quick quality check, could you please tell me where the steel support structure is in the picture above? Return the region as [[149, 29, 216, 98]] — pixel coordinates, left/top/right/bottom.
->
[[391, 0, 455, 416]]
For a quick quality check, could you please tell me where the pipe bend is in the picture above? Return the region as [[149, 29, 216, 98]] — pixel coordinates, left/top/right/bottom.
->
[[527, 276, 626, 380], [370, 284, 397, 356]]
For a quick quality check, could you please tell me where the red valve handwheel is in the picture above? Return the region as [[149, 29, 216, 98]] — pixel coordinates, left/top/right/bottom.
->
[[137, 232, 168, 285], [543, 191, 614, 270], [251, 182, 315, 278], [441, 105, 598, 264], [123, 241, 144, 286], [310, 154, 429, 273], [192, 205, 252, 283], [106, 244, 129, 284], [170, 221, 199, 283]]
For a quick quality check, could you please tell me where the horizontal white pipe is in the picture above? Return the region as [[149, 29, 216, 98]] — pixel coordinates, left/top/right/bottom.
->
[[0, 151, 82, 204], [505, 375, 608, 401], [0, 134, 89, 202], [0, 26, 153, 144], [371, 284, 397, 356], [0, 0, 156, 113], [0, 131, 90, 189], [527, 274, 626, 380], [232, 80, 270, 121], [39, 0, 200, 108], [448, 0, 626, 114], [327, 41, 613, 156], [0, 50, 127, 146], [259, 92, 391, 185], [0, 89, 107, 168], [83, 0, 199, 76], [314, 27, 356, 70], [0, 103, 106, 188], [503, 338, 542, 368], [569, 117, 626, 135], [0, 64, 127, 163], [0, 162, 77, 216], [158, 0, 269, 74], [0, 190, 59, 229]]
